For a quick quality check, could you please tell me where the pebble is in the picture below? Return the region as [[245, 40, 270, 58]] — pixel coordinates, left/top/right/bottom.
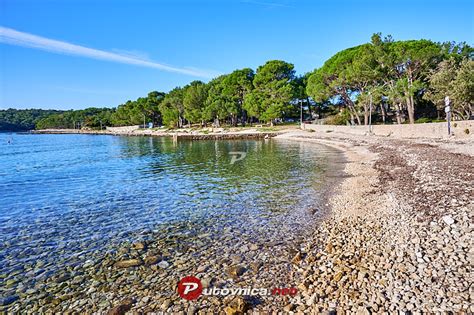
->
[[442, 215, 455, 225]]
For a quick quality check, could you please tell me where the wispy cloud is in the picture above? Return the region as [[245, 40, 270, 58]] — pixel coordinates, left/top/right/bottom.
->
[[241, 0, 292, 8], [0, 26, 218, 78]]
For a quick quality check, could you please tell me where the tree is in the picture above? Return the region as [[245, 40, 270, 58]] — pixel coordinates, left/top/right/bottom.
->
[[390, 39, 442, 124], [426, 57, 474, 120], [244, 60, 295, 126], [204, 75, 230, 127], [307, 45, 369, 125], [222, 68, 254, 126], [159, 87, 185, 128], [183, 81, 208, 126], [145, 91, 165, 126]]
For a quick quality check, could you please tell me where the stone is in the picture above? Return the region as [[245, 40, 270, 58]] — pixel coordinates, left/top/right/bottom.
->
[[283, 304, 295, 312], [249, 244, 259, 251], [161, 299, 172, 310], [442, 215, 455, 225], [291, 252, 302, 264], [144, 256, 160, 265], [132, 242, 146, 250], [114, 259, 143, 268], [0, 295, 19, 306], [225, 297, 249, 314], [227, 265, 246, 279], [197, 265, 208, 273], [334, 271, 344, 282], [106, 298, 134, 315], [157, 261, 170, 269]]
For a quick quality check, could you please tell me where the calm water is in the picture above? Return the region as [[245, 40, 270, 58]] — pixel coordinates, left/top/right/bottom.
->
[[0, 133, 342, 279]]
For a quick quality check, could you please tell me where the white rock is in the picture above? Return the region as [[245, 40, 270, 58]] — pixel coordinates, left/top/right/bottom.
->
[[442, 215, 455, 225], [158, 261, 170, 269]]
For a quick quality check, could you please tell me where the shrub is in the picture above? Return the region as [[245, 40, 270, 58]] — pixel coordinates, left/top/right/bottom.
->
[[415, 117, 433, 124], [464, 128, 470, 134]]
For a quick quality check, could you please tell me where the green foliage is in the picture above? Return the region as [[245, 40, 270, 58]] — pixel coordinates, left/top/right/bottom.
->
[[0, 109, 64, 131], [36, 108, 114, 130], [183, 81, 208, 124], [243, 60, 295, 124], [307, 33, 471, 125], [7, 34, 472, 130], [325, 109, 351, 125], [111, 91, 165, 127], [159, 87, 185, 128], [425, 57, 474, 119]]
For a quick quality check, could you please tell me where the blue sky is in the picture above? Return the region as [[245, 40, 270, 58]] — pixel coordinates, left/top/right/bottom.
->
[[1, 0, 473, 110]]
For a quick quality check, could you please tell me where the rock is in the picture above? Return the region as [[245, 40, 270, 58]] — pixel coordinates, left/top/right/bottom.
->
[[250, 262, 262, 273], [0, 295, 19, 306], [325, 242, 334, 253], [132, 242, 146, 250], [355, 306, 370, 315], [249, 244, 259, 251], [83, 260, 94, 268], [227, 265, 246, 279], [144, 256, 160, 265], [157, 261, 170, 269], [106, 298, 134, 315], [114, 259, 143, 268], [291, 252, 302, 264], [225, 297, 250, 314], [333, 271, 344, 282], [197, 265, 208, 273], [161, 299, 172, 310], [283, 304, 295, 312], [442, 215, 455, 225]]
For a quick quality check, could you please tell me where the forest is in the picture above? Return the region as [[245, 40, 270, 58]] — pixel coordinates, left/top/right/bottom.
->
[[1, 33, 472, 131]]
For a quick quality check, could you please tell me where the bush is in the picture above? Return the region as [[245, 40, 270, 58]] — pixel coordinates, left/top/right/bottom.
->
[[464, 128, 470, 134], [415, 117, 433, 124]]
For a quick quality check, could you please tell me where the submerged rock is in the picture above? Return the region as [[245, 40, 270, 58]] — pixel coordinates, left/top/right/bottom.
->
[[144, 255, 160, 265], [114, 259, 143, 268], [0, 295, 19, 306], [106, 298, 134, 315]]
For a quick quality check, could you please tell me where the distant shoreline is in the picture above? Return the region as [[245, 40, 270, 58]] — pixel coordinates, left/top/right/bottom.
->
[[30, 128, 286, 140]]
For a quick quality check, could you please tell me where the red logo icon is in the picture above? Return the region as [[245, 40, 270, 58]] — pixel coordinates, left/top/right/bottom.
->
[[178, 276, 203, 300]]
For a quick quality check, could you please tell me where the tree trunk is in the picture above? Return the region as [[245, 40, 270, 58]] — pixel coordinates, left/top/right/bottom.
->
[[406, 96, 415, 124], [380, 103, 386, 124], [349, 105, 361, 125], [395, 103, 402, 124], [306, 98, 312, 120], [364, 103, 369, 126]]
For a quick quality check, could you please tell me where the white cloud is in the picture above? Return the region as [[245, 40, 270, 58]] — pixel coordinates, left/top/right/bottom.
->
[[0, 26, 218, 78]]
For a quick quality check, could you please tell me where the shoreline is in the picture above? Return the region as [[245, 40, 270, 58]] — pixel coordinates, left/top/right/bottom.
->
[[1, 135, 344, 314], [276, 131, 473, 313], [2, 130, 472, 313], [30, 128, 285, 140]]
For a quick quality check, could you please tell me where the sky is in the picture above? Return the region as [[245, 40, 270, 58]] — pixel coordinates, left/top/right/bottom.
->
[[1, 0, 473, 110]]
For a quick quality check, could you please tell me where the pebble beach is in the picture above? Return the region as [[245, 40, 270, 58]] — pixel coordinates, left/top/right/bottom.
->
[[1, 130, 473, 314]]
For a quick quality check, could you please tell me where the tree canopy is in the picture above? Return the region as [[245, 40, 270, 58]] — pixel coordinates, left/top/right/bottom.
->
[[3, 33, 472, 131]]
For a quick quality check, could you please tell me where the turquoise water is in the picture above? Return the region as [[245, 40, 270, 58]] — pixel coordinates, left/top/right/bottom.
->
[[0, 133, 341, 280]]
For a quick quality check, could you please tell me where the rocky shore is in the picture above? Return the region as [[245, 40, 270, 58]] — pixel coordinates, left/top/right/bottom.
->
[[1, 130, 472, 314], [277, 132, 473, 313], [31, 128, 282, 140]]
